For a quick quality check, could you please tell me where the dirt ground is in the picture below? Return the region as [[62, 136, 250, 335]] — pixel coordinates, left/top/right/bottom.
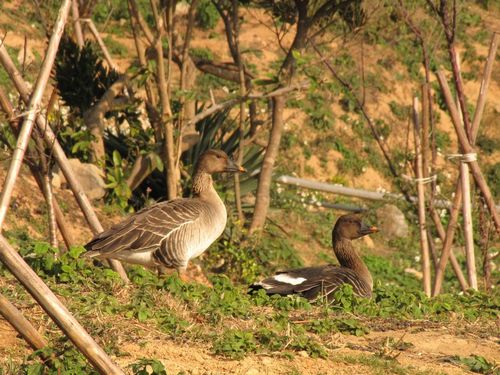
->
[[1, 317, 498, 374]]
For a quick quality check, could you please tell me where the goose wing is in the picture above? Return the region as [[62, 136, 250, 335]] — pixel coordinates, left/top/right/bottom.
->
[[252, 265, 372, 299], [85, 198, 203, 256]]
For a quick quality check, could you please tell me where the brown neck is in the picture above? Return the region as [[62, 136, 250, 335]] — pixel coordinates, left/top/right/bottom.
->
[[333, 237, 372, 286], [192, 171, 215, 198]]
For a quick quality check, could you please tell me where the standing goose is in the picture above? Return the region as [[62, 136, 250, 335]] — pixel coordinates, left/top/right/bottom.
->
[[250, 214, 378, 300], [84, 149, 245, 279]]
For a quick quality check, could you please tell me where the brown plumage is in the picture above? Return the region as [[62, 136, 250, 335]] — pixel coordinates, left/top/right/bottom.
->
[[250, 214, 378, 300], [84, 150, 245, 277]]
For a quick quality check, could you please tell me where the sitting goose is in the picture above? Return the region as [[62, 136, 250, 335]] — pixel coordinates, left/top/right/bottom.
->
[[84, 149, 245, 280], [250, 214, 378, 300]]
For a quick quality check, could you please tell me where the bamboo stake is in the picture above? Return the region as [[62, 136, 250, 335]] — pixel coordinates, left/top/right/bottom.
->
[[455, 54, 477, 290], [0, 86, 73, 250], [72, 0, 84, 48], [0, 0, 72, 229], [0, 294, 48, 352], [36, 135, 59, 249], [0, 235, 124, 374], [471, 32, 499, 142], [81, 18, 118, 71], [432, 34, 499, 294], [0, 41, 129, 283], [433, 180, 463, 296], [459, 160, 476, 288], [436, 70, 500, 232], [412, 97, 431, 296], [429, 207, 468, 291], [421, 84, 430, 177], [423, 81, 467, 290]]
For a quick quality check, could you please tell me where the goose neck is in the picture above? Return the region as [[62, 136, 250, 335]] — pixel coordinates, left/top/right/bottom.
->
[[333, 237, 372, 286], [192, 171, 216, 198]]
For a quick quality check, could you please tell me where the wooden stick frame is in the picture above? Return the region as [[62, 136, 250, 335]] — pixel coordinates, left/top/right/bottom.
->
[[433, 33, 499, 295], [0, 86, 73, 250], [0, 43, 129, 283], [0, 1, 124, 372]]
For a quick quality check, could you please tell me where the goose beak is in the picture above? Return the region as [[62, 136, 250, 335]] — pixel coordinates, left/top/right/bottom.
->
[[226, 159, 246, 173], [359, 223, 378, 235]]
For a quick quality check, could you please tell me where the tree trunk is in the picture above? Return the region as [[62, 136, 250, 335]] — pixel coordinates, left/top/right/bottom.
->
[[249, 95, 285, 234]]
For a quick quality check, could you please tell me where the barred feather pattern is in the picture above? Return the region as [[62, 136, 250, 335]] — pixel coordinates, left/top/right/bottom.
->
[[84, 177, 227, 271], [254, 265, 372, 300], [251, 224, 374, 300]]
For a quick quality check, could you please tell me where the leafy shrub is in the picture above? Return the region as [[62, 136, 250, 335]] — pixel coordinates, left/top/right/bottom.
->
[[55, 38, 119, 115], [485, 162, 500, 200], [476, 134, 500, 155], [213, 329, 257, 359], [195, 0, 220, 30], [450, 355, 498, 374]]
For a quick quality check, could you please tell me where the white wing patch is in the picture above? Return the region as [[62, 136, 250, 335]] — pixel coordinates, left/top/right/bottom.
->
[[273, 274, 307, 285]]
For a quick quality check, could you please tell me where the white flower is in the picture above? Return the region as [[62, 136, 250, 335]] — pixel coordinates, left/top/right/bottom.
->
[[414, 255, 421, 262]]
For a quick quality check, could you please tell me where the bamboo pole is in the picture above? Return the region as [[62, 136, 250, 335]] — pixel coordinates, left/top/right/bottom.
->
[[72, 0, 84, 48], [0, 86, 74, 250], [460, 160, 477, 289], [421, 84, 430, 177], [471, 33, 498, 142], [429, 207, 468, 292], [412, 97, 431, 296], [455, 54, 477, 290], [0, 0, 72, 229], [35, 135, 59, 249], [436, 70, 500, 232], [433, 34, 499, 294], [0, 235, 124, 374], [0, 43, 129, 283], [421, 82, 464, 282], [0, 294, 48, 352], [81, 18, 118, 71]]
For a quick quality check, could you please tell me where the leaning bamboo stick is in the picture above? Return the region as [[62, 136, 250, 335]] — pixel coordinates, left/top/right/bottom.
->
[[81, 18, 118, 71], [436, 70, 500, 232], [0, 235, 124, 374], [0, 0, 72, 229], [412, 97, 431, 296], [429, 206, 468, 292], [432, 35, 499, 294], [36, 135, 59, 249], [0, 44, 129, 283], [421, 81, 465, 287], [433, 180, 463, 296], [71, 0, 84, 48], [471, 32, 499, 142], [0, 293, 48, 352], [0, 86, 73, 250]]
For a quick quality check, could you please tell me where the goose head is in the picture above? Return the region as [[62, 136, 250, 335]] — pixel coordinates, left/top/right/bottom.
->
[[197, 149, 246, 174], [332, 214, 378, 241]]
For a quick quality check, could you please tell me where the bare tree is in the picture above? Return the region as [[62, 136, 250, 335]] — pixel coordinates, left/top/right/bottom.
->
[[249, 0, 365, 233]]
